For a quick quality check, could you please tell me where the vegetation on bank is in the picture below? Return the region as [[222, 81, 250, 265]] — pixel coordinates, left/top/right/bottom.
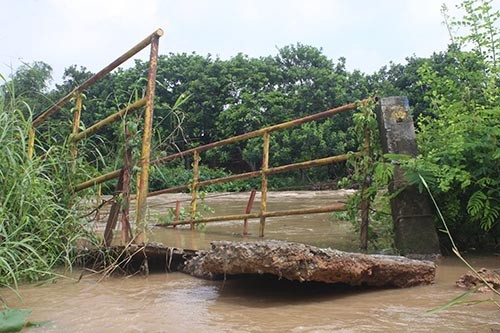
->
[[0, 77, 97, 288], [341, 0, 499, 253], [0, 0, 498, 288]]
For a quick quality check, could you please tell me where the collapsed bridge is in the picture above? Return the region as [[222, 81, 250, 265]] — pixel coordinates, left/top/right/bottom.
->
[[32, 29, 441, 287]]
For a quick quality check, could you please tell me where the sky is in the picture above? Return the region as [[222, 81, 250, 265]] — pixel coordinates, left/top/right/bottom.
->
[[0, 0, 469, 84]]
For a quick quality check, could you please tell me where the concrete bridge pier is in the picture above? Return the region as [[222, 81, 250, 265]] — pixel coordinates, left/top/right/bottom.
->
[[377, 96, 440, 256]]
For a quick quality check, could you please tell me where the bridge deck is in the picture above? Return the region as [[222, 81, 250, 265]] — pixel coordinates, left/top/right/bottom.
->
[[84, 241, 436, 288]]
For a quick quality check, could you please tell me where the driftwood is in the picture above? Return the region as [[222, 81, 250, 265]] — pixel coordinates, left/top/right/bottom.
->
[[181, 240, 436, 288], [456, 268, 500, 292]]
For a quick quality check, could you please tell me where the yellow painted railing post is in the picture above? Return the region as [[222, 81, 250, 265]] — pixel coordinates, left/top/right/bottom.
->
[[27, 127, 35, 159], [121, 124, 133, 244], [135, 32, 162, 242], [96, 183, 102, 223], [71, 93, 82, 164], [259, 131, 270, 237], [190, 150, 200, 230]]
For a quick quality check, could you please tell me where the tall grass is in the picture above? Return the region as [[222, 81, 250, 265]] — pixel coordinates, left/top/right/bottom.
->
[[0, 76, 96, 289]]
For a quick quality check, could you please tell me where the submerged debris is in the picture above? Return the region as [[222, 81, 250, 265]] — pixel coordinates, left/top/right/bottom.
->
[[456, 268, 500, 292], [181, 240, 436, 288]]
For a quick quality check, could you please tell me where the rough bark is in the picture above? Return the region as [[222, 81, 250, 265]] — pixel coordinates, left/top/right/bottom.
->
[[181, 240, 436, 288]]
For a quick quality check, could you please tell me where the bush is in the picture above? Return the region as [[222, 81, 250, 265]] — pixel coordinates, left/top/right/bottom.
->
[[0, 76, 96, 288]]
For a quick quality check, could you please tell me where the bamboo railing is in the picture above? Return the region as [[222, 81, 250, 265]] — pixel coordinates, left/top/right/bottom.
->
[[29, 29, 164, 245], [30, 26, 373, 243]]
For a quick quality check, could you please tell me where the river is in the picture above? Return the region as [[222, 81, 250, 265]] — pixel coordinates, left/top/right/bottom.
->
[[1, 191, 499, 332]]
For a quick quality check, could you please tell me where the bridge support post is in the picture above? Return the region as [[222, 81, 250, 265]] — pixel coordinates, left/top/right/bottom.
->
[[135, 33, 161, 242], [377, 96, 440, 256]]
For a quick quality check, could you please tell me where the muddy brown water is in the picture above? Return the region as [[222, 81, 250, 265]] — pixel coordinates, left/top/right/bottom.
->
[[2, 191, 499, 332]]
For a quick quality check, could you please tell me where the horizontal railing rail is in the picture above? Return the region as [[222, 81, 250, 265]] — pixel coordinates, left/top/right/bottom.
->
[[74, 99, 370, 192], [72, 97, 147, 142], [32, 29, 163, 128], [166, 204, 348, 227], [146, 153, 359, 197]]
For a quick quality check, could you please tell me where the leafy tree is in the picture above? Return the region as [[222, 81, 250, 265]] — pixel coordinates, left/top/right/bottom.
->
[[401, 0, 499, 249], [4, 61, 53, 116]]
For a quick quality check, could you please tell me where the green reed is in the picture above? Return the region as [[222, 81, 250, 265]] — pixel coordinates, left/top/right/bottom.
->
[[0, 75, 96, 289]]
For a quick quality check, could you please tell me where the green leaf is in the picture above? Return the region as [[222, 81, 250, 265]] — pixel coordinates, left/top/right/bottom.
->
[[0, 308, 31, 333], [383, 153, 412, 162], [467, 190, 486, 216]]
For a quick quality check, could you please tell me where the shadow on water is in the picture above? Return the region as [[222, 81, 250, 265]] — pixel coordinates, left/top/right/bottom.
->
[[211, 275, 384, 307]]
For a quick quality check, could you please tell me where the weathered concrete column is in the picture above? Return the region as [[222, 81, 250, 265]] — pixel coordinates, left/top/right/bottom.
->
[[377, 96, 440, 255]]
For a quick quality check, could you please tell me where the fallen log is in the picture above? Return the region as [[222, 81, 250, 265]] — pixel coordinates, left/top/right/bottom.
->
[[181, 240, 436, 288]]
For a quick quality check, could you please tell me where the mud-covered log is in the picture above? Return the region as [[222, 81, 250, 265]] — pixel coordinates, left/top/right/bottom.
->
[[182, 240, 436, 288]]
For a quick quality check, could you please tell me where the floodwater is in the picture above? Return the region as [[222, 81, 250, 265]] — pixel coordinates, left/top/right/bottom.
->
[[2, 191, 499, 332], [146, 190, 357, 250]]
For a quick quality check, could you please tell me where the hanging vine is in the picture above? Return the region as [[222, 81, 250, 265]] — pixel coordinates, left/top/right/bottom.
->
[[339, 97, 395, 252]]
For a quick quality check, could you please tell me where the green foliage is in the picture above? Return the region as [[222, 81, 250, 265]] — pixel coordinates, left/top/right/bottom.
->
[[419, 174, 500, 310], [0, 76, 97, 288], [0, 307, 30, 333], [340, 98, 395, 251], [159, 191, 214, 229], [450, 0, 499, 72], [0, 307, 48, 333], [411, 1, 499, 236], [3, 62, 53, 117]]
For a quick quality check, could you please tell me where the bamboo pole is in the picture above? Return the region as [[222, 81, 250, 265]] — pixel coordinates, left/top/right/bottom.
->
[[72, 97, 147, 142], [27, 127, 35, 159], [243, 190, 257, 235], [72, 94, 82, 136], [32, 29, 164, 128], [146, 172, 260, 198], [71, 93, 82, 162], [96, 183, 102, 223], [143, 153, 357, 198], [121, 124, 133, 244], [135, 34, 161, 242], [74, 170, 122, 192], [76, 151, 357, 194], [266, 153, 357, 175], [190, 150, 200, 230], [259, 132, 270, 237], [164, 204, 347, 227]]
